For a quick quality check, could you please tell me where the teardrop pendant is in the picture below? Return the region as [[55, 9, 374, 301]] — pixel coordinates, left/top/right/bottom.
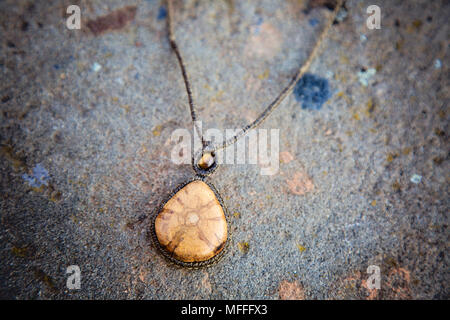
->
[[151, 177, 229, 268]]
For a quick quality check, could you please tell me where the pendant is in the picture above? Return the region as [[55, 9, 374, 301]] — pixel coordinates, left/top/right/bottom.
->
[[151, 150, 229, 268]]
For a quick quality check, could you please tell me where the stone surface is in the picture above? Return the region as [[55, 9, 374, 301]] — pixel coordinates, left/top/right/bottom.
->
[[0, 0, 448, 299], [155, 180, 227, 262]]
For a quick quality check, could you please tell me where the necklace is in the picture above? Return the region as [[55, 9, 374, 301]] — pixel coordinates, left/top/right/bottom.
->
[[151, 0, 343, 268]]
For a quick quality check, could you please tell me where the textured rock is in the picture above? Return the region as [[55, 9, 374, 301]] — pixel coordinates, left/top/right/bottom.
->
[[0, 0, 447, 300]]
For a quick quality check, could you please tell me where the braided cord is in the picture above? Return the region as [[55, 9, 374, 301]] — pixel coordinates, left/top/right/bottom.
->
[[167, 0, 343, 153]]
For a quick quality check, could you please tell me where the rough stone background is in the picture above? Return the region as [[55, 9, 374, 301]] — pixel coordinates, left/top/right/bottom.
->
[[0, 0, 448, 299]]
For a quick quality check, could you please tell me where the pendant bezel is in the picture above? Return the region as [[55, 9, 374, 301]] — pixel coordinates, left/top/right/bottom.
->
[[150, 175, 231, 269], [192, 148, 218, 177]]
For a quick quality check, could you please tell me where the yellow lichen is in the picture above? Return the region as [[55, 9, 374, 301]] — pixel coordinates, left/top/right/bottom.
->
[[386, 152, 398, 163], [11, 246, 28, 258], [365, 98, 375, 116], [238, 242, 249, 253], [402, 147, 412, 155], [392, 181, 401, 192], [412, 20, 422, 29], [395, 40, 404, 51], [152, 125, 162, 136], [258, 69, 269, 80], [340, 55, 349, 65], [49, 191, 62, 203], [434, 128, 445, 137], [120, 105, 130, 113]]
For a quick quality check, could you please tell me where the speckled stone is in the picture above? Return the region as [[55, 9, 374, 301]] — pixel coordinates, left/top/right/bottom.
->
[[0, 0, 447, 300]]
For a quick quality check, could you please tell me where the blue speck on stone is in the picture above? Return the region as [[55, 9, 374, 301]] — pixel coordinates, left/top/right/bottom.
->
[[293, 73, 331, 110], [22, 163, 50, 188], [434, 59, 442, 69], [256, 16, 263, 25], [336, 7, 348, 22], [253, 16, 264, 35], [309, 18, 319, 27], [157, 6, 167, 20], [53, 64, 60, 70], [91, 62, 102, 72], [410, 174, 422, 184]]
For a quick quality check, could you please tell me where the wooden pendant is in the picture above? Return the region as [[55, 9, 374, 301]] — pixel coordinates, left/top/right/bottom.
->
[[154, 180, 228, 266]]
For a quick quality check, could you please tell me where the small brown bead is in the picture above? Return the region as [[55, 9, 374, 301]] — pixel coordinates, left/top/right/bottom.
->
[[155, 181, 227, 263], [198, 152, 215, 169]]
